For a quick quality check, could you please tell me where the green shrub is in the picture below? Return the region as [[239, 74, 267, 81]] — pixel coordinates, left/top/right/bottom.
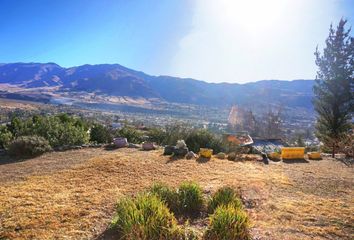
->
[[208, 187, 242, 213], [0, 126, 13, 149], [149, 183, 179, 213], [147, 127, 167, 145], [157, 124, 225, 153], [90, 124, 112, 143], [178, 182, 204, 216], [163, 124, 190, 146], [7, 135, 52, 157], [205, 205, 250, 240], [185, 129, 225, 153], [7, 114, 90, 148], [118, 126, 144, 144], [111, 193, 180, 239]]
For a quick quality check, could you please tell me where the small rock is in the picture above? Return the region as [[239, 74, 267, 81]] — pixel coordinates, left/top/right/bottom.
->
[[114, 137, 128, 148], [186, 151, 197, 159], [164, 145, 175, 155], [142, 142, 156, 151], [173, 147, 189, 157], [176, 140, 187, 149], [216, 152, 226, 159]]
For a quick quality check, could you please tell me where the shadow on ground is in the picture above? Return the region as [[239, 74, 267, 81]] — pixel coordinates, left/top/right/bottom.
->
[[95, 228, 119, 240], [283, 159, 309, 164]]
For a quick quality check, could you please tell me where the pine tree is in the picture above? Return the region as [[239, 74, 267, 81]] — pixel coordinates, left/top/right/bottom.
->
[[314, 19, 354, 157]]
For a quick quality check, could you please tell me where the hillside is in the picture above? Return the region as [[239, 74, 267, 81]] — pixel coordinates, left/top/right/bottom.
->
[[0, 62, 315, 109], [0, 148, 353, 239]]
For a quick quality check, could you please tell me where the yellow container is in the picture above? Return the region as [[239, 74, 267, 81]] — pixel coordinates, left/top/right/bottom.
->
[[199, 148, 213, 158], [308, 152, 322, 160], [281, 147, 305, 159]]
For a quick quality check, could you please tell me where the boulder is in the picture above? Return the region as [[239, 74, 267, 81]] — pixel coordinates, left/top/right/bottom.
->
[[173, 147, 189, 157], [164, 145, 175, 155], [176, 140, 187, 149], [142, 142, 156, 151], [216, 152, 226, 159], [114, 137, 128, 148]]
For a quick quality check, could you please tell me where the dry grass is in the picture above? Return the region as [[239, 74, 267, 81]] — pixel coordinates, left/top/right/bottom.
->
[[0, 148, 353, 239], [0, 98, 43, 110]]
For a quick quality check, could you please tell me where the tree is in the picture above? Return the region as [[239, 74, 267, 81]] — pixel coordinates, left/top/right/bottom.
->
[[90, 124, 112, 143], [314, 19, 354, 157]]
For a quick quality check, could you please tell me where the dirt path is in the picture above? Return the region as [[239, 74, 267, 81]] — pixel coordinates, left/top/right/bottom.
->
[[0, 148, 353, 239]]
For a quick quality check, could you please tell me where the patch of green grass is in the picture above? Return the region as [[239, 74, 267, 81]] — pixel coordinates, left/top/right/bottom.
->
[[111, 193, 179, 239], [149, 182, 179, 213], [205, 205, 250, 240], [207, 186, 242, 213], [178, 182, 204, 216]]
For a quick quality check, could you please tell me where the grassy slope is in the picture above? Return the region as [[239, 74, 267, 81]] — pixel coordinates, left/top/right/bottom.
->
[[0, 148, 353, 239]]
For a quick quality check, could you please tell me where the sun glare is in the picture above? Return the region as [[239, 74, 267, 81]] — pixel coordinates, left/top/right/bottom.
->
[[213, 0, 296, 34]]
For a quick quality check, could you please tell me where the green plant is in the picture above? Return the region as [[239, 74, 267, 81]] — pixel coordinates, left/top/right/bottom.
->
[[313, 19, 353, 158], [7, 114, 90, 148], [185, 129, 225, 154], [111, 193, 180, 240], [163, 124, 190, 146], [0, 126, 13, 149], [118, 126, 144, 144], [149, 183, 179, 213], [7, 135, 52, 157], [208, 187, 242, 213], [147, 128, 167, 145], [90, 123, 112, 143], [178, 182, 204, 216], [205, 205, 250, 240]]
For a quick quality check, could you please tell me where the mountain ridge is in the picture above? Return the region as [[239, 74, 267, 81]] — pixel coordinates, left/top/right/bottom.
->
[[0, 62, 315, 109]]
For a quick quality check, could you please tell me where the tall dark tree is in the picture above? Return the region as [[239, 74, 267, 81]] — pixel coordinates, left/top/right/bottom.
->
[[314, 19, 354, 157]]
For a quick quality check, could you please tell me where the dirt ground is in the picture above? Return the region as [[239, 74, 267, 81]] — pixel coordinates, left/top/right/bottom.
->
[[0, 148, 353, 240]]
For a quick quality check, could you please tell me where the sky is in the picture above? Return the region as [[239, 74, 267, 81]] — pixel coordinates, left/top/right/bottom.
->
[[0, 0, 353, 83]]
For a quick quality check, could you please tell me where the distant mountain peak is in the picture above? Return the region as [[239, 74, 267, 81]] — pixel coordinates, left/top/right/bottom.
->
[[0, 62, 314, 109]]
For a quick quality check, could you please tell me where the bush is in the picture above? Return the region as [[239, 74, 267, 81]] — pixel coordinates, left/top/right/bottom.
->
[[147, 128, 167, 145], [7, 114, 90, 148], [185, 129, 225, 154], [0, 126, 13, 149], [149, 183, 179, 213], [205, 205, 250, 240], [178, 182, 204, 216], [163, 124, 190, 146], [208, 187, 242, 213], [118, 126, 144, 144], [111, 193, 180, 239], [90, 124, 112, 143], [154, 124, 225, 153], [7, 135, 52, 157]]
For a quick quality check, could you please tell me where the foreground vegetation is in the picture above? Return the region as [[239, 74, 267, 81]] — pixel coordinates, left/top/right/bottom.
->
[[1, 148, 352, 239], [111, 182, 249, 240], [0, 113, 227, 158]]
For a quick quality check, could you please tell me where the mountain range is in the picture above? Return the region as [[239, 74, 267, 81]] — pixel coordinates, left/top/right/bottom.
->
[[0, 62, 315, 110]]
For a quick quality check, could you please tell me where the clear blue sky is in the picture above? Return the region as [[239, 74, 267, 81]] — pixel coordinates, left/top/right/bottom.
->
[[0, 0, 353, 83]]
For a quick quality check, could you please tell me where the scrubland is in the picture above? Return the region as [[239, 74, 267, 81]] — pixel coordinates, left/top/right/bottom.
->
[[0, 148, 353, 239]]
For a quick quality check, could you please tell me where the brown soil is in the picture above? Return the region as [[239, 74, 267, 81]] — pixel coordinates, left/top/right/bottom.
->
[[0, 148, 353, 240]]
